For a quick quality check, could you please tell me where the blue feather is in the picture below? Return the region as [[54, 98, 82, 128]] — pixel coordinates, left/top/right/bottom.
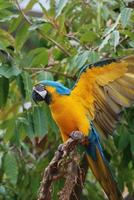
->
[[86, 122, 104, 161], [39, 80, 71, 95]]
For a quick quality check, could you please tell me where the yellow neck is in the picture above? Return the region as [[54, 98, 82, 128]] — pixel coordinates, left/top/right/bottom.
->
[[45, 86, 61, 104]]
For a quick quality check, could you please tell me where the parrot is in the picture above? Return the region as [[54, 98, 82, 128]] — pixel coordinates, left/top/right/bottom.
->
[[32, 55, 134, 200]]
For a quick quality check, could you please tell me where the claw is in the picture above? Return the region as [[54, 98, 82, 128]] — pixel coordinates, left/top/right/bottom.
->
[[70, 131, 83, 140]]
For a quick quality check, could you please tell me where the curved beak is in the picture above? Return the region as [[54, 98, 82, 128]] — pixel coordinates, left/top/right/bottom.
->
[[32, 84, 47, 104]]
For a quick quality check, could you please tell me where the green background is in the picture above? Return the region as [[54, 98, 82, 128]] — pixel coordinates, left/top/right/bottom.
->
[[0, 0, 134, 199]]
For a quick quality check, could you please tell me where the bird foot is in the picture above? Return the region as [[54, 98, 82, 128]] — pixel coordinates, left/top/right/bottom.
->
[[70, 131, 84, 141], [70, 131, 88, 145]]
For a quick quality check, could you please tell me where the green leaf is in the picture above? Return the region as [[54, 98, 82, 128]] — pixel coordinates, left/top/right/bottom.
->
[[0, 185, 6, 195], [24, 111, 35, 138], [129, 41, 134, 48], [15, 23, 29, 51], [73, 51, 90, 69], [0, 14, 18, 23], [4, 152, 18, 185], [28, 48, 48, 67], [80, 31, 97, 43], [88, 51, 100, 63], [0, 76, 9, 107], [118, 126, 129, 151], [129, 134, 134, 154], [39, 2, 49, 17], [84, 181, 104, 200], [121, 8, 132, 28], [58, 14, 66, 33], [16, 75, 26, 99], [56, 0, 68, 17], [0, 1, 12, 10], [3, 118, 16, 142], [9, 15, 22, 33], [30, 174, 40, 197], [33, 106, 48, 137], [17, 117, 29, 140], [103, 14, 121, 37], [99, 34, 111, 51], [28, 23, 43, 31], [39, 23, 53, 35], [22, 71, 32, 100], [0, 64, 21, 78], [43, 103, 58, 134], [36, 71, 53, 81], [110, 30, 120, 50], [0, 29, 15, 46], [24, 0, 38, 12]]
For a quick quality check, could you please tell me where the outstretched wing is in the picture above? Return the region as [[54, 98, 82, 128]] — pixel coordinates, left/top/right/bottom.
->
[[71, 56, 134, 137]]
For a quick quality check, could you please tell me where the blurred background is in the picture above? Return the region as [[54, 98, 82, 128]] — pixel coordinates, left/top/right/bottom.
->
[[0, 0, 134, 199]]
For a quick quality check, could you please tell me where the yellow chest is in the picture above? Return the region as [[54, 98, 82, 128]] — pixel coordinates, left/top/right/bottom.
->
[[50, 95, 90, 141]]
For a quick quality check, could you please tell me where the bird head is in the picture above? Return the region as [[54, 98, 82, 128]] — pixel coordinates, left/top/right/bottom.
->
[[32, 80, 71, 105]]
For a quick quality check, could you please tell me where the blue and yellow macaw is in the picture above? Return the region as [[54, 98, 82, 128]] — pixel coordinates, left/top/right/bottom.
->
[[32, 55, 134, 200]]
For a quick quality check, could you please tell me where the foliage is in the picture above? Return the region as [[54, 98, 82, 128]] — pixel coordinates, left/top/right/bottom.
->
[[0, 0, 134, 199]]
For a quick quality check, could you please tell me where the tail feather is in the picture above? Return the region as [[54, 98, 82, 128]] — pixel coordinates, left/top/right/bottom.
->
[[87, 124, 123, 200]]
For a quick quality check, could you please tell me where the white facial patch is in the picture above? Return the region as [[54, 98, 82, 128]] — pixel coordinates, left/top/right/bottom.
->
[[33, 86, 47, 98]]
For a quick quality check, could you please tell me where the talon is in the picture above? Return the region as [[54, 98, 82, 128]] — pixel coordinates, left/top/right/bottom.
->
[[58, 144, 64, 152], [70, 131, 84, 140]]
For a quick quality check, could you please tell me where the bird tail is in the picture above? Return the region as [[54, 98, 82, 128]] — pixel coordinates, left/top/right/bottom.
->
[[86, 125, 123, 200]]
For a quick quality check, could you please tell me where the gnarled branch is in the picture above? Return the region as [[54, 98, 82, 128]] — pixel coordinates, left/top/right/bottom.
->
[[37, 131, 88, 200]]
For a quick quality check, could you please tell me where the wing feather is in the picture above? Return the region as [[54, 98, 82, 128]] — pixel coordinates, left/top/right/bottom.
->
[[71, 56, 134, 137]]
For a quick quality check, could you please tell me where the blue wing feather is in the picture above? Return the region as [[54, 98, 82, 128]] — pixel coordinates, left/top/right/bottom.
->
[[86, 122, 104, 160]]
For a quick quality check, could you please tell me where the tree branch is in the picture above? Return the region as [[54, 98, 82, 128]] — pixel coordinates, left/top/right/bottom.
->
[[15, 0, 32, 25], [58, 152, 79, 200], [24, 67, 76, 80], [70, 153, 89, 200], [37, 131, 88, 200], [15, 0, 71, 56]]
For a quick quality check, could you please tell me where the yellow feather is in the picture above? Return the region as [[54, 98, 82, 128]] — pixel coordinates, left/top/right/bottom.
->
[[86, 147, 123, 200], [94, 85, 121, 114], [104, 85, 131, 107], [72, 55, 134, 137], [110, 81, 134, 101], [124, 73, 134, 83], [117, 77, 134, 89]]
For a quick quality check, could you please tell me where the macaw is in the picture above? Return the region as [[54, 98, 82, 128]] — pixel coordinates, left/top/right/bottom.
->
[[32, 55, 134, 200]]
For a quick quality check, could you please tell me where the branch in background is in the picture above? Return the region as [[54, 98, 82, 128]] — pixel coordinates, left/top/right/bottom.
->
[[37, 29, 71, 56], [24, 67, 76, 80], [15, 0, 32, 25], [126, 1, 134, 8], [124, 194, 134, 200], [15, 0, 71, 57], [37, 131, 88, 200]]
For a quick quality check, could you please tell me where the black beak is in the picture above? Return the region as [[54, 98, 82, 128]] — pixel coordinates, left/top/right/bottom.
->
[[32, 84, 46, 104]]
